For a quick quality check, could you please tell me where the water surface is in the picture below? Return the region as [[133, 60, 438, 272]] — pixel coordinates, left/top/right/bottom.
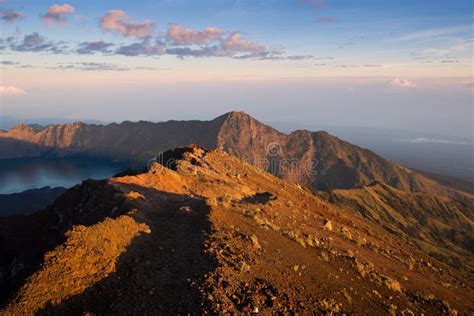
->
[[0, 157, 129, 194]]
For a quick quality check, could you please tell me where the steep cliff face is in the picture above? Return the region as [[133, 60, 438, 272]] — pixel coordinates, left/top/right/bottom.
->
[[1, 146, 472, 314], [0, 112, 471, 201]]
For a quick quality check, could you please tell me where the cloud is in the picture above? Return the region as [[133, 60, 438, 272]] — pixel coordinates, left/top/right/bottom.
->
[[50, 62, 129, 71], [222, 33, 265, 54], [334, 64, 357, 68], [401, 138, 473, 145], [0, 60, 18, 65], [77, 40, 114, 54], [0, 59, 33, 68], [337, 41, 354, 49], [316, 16, 334, 23], [303, 0, 327, 10], [389, 77, 416, 88], [283, 55, 314, 61], [164, 30, 272, 59], [440, 60, 459, 63], [48, 62, 159, 72], [100, 10, 154, 37], [113, 30, 274, 59], [9, 32, 69, 53], [313, 56, 334, 60], [389, 24, 471, 42], [247, 53, 313, 61], [1, 11, 24, 22], [41, 3, 75, 26], [0, 86, 26, 95], [1, 18, 308, 62], [165, 46, 216, 58], [422, 43, 468, 56], [166, 23, 223, 45], [116, 37, 165, 56]]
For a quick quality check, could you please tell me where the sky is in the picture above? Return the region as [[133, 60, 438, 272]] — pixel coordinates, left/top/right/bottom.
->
[[0, 0, 473, 137]]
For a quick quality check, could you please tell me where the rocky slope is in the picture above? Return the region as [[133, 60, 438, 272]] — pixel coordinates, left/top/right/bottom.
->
[[0, 146, 472, 314], [318, 182, 474, 269], [0, 112, 471, 201]]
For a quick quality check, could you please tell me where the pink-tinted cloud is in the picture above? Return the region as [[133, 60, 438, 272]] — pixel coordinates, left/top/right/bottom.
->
[[0, 86, 26, 95], [222, 33, 265, 53], [41, 3, 75, 26], [166, 23, 223, 45], [389, 77, 416, 88], [100, 10, 154, 37], [1, 11, 24, 22]]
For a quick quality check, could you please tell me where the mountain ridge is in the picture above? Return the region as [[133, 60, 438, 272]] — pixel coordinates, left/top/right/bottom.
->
[[0, 112, 471, 202], [1, 146, 472, 314]]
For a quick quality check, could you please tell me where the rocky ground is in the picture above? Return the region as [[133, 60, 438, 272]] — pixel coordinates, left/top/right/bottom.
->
[[1, 146, 472, 314]]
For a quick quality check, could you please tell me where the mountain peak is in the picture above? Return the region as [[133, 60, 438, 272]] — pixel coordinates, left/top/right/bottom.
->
[[10, 123, 34, 131], [224, 110, 252, 118], [215, 111, 256, 124]]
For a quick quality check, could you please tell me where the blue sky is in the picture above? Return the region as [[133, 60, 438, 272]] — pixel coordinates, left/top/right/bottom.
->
[[0, 0, 472, 137]]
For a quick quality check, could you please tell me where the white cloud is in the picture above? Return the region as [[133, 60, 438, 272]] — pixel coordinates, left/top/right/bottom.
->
[[0, 86, 26, 95], [389, 77, 416, 88]]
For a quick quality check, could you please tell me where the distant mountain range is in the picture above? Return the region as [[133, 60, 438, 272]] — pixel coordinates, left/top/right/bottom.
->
[[0, 112, 470, 199], [272, 122, 474, 183]]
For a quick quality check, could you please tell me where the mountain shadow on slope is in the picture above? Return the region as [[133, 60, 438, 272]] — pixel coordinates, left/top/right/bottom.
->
[[36, 183, 216, 315], [0, 180, 131, 307]]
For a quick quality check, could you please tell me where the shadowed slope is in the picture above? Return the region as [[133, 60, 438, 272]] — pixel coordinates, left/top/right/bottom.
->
[[0, 180, 130, 307], [0, 187, 66, 216]]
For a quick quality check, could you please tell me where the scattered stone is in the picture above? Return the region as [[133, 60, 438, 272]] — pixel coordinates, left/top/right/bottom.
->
[[388, 304, 397, 316], [240, 261, 251, 273], [383, 276, 402, 292], [250, 234, 261, 250], [323, 219, 333, 231]]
